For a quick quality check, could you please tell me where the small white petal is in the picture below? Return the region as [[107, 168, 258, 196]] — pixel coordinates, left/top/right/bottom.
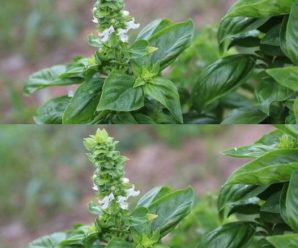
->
[[126, 19, 140, 30], [99, 193, 114, 209], [99, 26, 115, 43], [122, 177, 130, 184], [117, 196, 128, 210], [92, 17, 98, 24], [118, 28, 128, 42], [126, 186, 140, 198], [122, 10, 130, 16], [92, 184, 99, 191]]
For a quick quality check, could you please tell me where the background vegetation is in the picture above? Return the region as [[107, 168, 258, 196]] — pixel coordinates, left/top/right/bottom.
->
[[0, 0, 235, 123]]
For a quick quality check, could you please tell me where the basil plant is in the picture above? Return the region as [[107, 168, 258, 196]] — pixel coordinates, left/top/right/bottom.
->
[[191, 0, 298, 124], [24, 0, 194, 124], [200, 125, 298, 248], [28, 129, 194, 248]]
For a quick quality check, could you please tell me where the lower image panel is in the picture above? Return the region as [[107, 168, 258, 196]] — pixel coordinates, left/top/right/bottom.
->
[[0, 125, 297, 248]]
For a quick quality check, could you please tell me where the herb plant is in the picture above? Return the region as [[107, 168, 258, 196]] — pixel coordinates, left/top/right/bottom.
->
[[28, 129, 194, 248], [201, 125, 298, 247], [192, 0, 298, 124], [24, 0, 194, 124]]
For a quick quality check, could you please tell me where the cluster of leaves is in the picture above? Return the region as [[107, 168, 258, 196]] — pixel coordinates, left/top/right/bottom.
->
[[201, 125, 298, 247], [195, 0, 298, 124], [28, 130, 194, 248]]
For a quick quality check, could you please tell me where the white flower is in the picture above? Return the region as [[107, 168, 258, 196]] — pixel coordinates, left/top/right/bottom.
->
[[99, 26, 115, 43], [92, 16, 98, 24], [126, 18, 140, 30], [117, 196, 128, 210], [126, 186, 140, 198], [118, 28, 128, 42], [122, 177, 130, 184], [92, 184, 99, 191], [122, 10, 130, 16], [99, 193, 115, 209]]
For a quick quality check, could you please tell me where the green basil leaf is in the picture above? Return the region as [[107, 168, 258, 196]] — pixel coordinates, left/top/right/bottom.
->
[[136, 186, 172, 208], [222, 107, 267, 124], [218, 184, 267, 219], [283, 170, 298, 231], [223, 129, 283, 158], [256, 77, 292, 115], [28, 232, 66, 248], [34, 96, 71, 124], [97, 71, 144, 112], [192, 55, 256, 112], [260, 190, 285, 224], [284, 1, 298, 64], [267, 234, 298, 248], [260, 24, 285, 57], [63, 78, 103, 124], [145, 77, 183, 123], [24, 65, 82, 95], [107, 238, 132, 248], [226, 149, 298, 185], [267, 66, 298, 91], [218, 16, 267, 52], [149, 20, 194, 68], [148, 187, 193, 236], [136, 19, 172, 41], [201, 222, 255, 248], [226, 0, 292, 18], [223, 144, 274, 158]]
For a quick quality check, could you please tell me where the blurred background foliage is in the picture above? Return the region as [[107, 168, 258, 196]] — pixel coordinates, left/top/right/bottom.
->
[[0, 0, 235, 123], [0, 125, 272, 247]]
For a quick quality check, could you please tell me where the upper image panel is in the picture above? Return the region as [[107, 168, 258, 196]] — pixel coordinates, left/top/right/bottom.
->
[[1, 0, 297, 124]]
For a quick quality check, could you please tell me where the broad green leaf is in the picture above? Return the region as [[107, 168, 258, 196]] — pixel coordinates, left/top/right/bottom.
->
[[226, 0, 292, 18], [284, 1, 298, 64], [223, 129, 283, 158], [218, 184, 266, 219], [149, 187, 193, 236], [222, 107, 267, 124], [107, 238, 132, 248], [28, 232, 66, 248], [266, 66, 298, 91], [256, 78, 292, 115], [256, 129, 285, 145], [136, 186, 172, 208], [97, 71, 144, 112], [223, 144, 274, 158], [260, 190, 284, 224], [149, 20, 194, 68], [136, 19, 172, 41], [226, 149, 298, 185], [34, 96, 71, 124], [267, 234, 298, 248], [260, 24, 284, 57], [145, 77, 183, 123], [192, 55, 256, 112], [24, 65, 82, 95], [63, 78, 103, 124], [218, 17, 267, 52], [201, 222, 255, 248], [284, 170, 298, 231]]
